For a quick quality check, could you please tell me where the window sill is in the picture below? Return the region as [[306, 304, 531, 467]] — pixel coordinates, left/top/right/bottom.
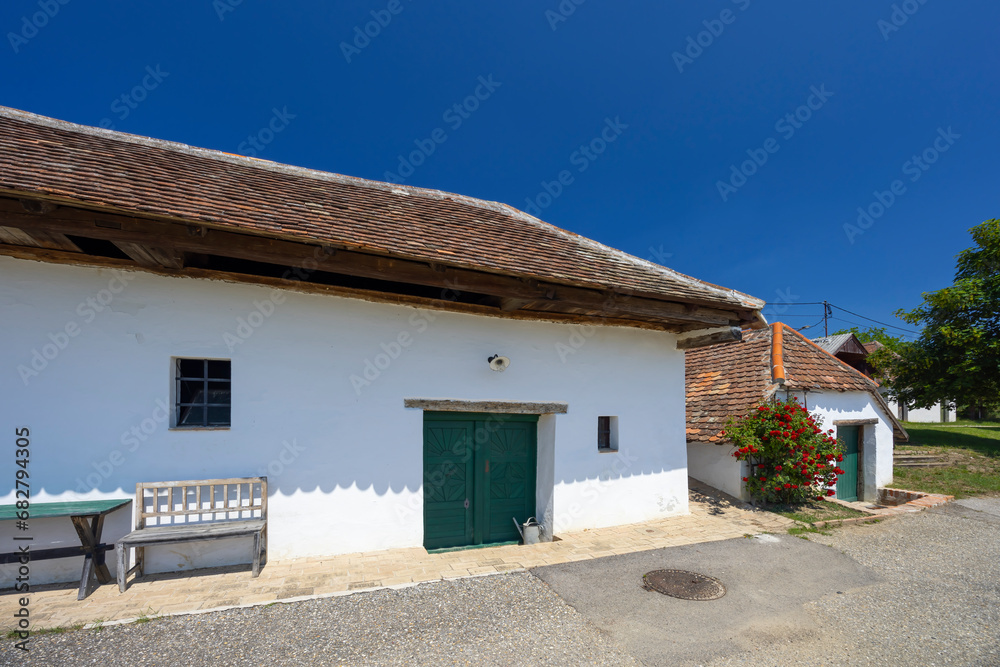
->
[[170, 426, 231, 431], [597, 447, 619, 454]]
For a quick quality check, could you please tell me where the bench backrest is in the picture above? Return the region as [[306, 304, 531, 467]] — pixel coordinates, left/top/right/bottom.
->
[[135, 477, 267, 529]]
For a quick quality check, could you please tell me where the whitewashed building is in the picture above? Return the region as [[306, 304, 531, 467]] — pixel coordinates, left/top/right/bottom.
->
[[686, 323, 908, 503], [0, 107, 765, 586]]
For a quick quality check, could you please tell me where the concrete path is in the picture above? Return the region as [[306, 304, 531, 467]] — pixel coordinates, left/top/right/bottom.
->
[[0, 484, 792, 631]]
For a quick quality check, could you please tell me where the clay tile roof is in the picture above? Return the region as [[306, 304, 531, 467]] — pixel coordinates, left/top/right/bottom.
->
[[0, 107, 765, 317], [685, 328, 774, 443], [686, 323, 907, 443]]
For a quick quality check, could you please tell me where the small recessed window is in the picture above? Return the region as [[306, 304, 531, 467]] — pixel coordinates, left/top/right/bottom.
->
[[598, 416, 619, 452], [174, 359, 231, 428]]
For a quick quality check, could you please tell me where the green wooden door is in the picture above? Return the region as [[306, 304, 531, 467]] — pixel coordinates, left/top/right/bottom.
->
[[836, 425, 860, 501], [423, 420, 476, 549], [423, 413, 537, 550]]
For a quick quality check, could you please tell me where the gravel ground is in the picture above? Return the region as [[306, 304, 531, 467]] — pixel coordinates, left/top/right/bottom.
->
[[0, 574, 636, 666], [4, 501, 998, 666], [707, 501, 1000, 667]]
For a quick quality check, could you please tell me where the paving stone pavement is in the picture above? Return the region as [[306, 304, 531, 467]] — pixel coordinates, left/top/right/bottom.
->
[[0, 484, 793, 631]]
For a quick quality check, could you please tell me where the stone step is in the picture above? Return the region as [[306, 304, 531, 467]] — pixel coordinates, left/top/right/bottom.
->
[[894, 461, 950, 468]]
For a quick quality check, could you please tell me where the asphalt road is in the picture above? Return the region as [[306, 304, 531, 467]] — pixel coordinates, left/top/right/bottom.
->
[[4, 499, 999, 666], [532, 533, 882, 666]]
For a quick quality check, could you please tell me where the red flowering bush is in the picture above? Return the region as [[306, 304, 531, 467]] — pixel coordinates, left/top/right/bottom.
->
[[722, 398, 844, 504]]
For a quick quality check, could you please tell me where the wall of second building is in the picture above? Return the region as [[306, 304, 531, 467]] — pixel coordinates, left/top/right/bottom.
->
[[685, 442, 748, 501], [885, 395, 955, 423], [785, 389, 894, 501], [0, 256, 689, 585]]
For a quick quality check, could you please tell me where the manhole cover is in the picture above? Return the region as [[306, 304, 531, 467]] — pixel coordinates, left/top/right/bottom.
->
[[643, 569, 726, 601]]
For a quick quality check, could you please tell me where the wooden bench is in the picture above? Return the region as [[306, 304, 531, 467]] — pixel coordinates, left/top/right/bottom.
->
[[116, 477, 267, 593]]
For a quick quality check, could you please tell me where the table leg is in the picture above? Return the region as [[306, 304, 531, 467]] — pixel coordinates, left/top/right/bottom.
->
[[90, 515, 111, 583], [71, 514, 109, 600]]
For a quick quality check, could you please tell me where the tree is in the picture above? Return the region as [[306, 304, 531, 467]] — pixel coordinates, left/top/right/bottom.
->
[[889, 219, 1000, 412]]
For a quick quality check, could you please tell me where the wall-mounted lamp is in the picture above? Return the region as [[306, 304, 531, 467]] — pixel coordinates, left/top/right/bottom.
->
[[487, 354, 510, 372]]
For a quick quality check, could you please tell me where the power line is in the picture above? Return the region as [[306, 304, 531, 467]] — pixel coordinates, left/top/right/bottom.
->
[[828, 316, 919, 340], [764, 300, 921, 336], [796, 316, 827, 332], [828, 303, 920, 335]]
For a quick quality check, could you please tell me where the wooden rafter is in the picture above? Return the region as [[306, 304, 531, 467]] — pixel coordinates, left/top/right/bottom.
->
[[0, 196, 754, 330], [112, 242, 185, 269]]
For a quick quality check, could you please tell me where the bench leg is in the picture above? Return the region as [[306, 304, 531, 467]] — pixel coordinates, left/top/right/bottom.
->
[[116, 543, 128, 593], [252, 531, 262, 578]]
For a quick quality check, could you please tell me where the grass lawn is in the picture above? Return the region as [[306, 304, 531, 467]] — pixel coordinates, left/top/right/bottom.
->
[[892, 423, 1000, 498], [770, 500, 867, 524]]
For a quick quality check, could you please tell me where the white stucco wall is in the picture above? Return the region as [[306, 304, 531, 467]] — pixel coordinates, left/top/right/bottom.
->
[[885, 396, 955, 423], [685, 442, 747, 500], [785, 389, 895, 501], [0, 256, 689, 586], [687, 389, 895, 504]]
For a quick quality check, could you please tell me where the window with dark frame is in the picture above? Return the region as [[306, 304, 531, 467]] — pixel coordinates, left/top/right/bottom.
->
[[598, 416, 613, 450], [175, 359, 231, 428]]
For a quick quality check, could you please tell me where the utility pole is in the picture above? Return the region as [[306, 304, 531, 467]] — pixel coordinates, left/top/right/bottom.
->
[[823, 300, 832, 336]]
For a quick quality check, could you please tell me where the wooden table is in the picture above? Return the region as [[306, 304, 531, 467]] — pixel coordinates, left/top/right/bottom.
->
[[0, 499, 132, 600]]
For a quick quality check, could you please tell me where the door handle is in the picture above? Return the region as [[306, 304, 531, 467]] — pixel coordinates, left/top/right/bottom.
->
[[464, 499, 470, 509]]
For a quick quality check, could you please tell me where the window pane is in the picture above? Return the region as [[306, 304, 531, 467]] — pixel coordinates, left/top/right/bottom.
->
[[207, 382, 231, 406], [207, 406, 231, 426], [179, 359, 204, 378], [598, 416, 611, 448], [178, 405, 206, 427], [180, 379, 204, 404], [207, 360, 231, 380]]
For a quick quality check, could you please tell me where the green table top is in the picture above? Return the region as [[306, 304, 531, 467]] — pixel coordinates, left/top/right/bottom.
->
[[0, 498, 131, 521]]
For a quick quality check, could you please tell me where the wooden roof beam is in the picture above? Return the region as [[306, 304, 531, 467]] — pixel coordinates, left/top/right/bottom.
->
[[0, 199, 745, 328]]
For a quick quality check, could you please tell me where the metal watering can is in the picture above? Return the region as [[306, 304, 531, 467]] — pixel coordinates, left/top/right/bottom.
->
[[513, 516, 542, 545]]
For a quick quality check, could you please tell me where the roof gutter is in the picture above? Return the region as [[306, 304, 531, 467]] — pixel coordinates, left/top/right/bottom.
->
[[770, 322, 786, 385]]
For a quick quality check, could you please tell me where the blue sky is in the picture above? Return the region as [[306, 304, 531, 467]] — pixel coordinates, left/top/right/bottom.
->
[[2, 1, 997, 339]]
